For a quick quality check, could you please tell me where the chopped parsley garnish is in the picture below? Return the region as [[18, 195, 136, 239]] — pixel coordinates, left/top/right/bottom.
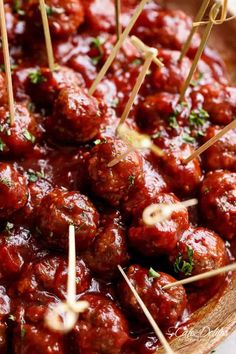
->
[[9, 314, 15, 321], [46, 5, 54, 16], [93, 138, 107, 145], [5, 222, 14, 232], [190, 72, 204, 87], [13, 0, 25, 15], [0, 138, 5, 151], [21, 326, 26, 338], [152, 131, 163, 139], [189, 108, 209, 127], [182, 133, 195, 144], [168, 115, 179, 129], [132, 58, 142, 66], [91, 37, 104, 65], [0, 177, 12, 187], [128, 174, 135, 187], [23, 130, 36, 144], [26, 169, 45, 182], [28, 70, 46, 85], [46, 5, 64, 16], [174, 246, 194, 276], [110, 98, 119, 108], [149, 267, 160, 279]]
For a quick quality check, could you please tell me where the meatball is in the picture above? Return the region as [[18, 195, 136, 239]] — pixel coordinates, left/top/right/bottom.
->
[[161, 140, 202, 195], [83, 211, 129, 279], [132, 5, 200, 55], [49, 87, 107, 143], [202, 126, 236, 172], [27, 66, 85, 106], [15, 255, 91, 301], [0, 163, 28, 218], [169, 227, 228, 287], [129, 193, 189, 256], [119, 265, 187, 329], [0, 103, 43, 156], [74, 293, 129, 354], [87, 137, 144, 206], [195, 84, 236, 125], [13, 324, 66, 354], [24, 0, 84, 38], [200, 171, 236, 239], [152, 50, 192, 93], [0, 226, 41, 280], [36, 188, 99, 252], [84, 0, 117, 33]]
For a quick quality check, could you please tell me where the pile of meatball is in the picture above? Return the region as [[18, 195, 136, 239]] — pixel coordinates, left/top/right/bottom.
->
[[0, 0, 235, 353]]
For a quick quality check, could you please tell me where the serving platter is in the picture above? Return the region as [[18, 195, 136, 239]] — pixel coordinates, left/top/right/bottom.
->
[[158, 1, 236, 352]]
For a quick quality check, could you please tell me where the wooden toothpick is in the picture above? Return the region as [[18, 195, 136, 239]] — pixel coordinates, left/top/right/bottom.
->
[[115, 0, 121, 42], [163, 263, 236, 290], [142, 199, 198, 226], [118, 265, 175, 354], [45, 225, 89, 333], [179, 0, 211, 62], [194, 0, 235, 26], [39, 0, 55, 71], [130, 36, 164, 67], [88, 0, 148, 96], [179, 2, 220, 102], [0, 0, 15, 125], [184, 119, 236, 164]]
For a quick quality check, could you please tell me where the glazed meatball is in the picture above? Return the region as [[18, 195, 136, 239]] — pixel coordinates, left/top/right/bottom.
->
[[0, 103, 43, 156], [152, 50, 192, 93], [132, 5, 200, 55], [129, 193, 189, 256], [0, 163, 28, 218], [74, 293, 129, 354], [27, 66, 85, 106], [24, 0, 84, 38], [49, 87, 107, 143], [195, 84, 236, 125], [202, 126, 236, 172], [119, 265, 187, 329], [36, 188, 99, 252], [0, 226, 41, 280], [87, 137, 144, 206], [15, 255, 91, 301], [200, 171, 236, 239], [161, 140, 202, 195], [84, 0, 116, 33], [83, 211, 129, 279], [169, 227, 228, 287]]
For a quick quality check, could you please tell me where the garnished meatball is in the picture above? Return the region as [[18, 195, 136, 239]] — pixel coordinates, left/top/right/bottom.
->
[[0, 103, 43, 156], [129, 193, 189, 256], [200, 171, 236, 240], [36, 188, 99, 252], [27, 66, 85, 106], [202, 126, 236, 171], [0, 163, 28, 218], [87, 137, 144, 206], [169, 227, 228, 287], [152, 50, 192, 93], [195, 84, 236, 125], [74, 293, 129, 354], [119, 265, 187, 329], [49, 87, 107, 143], [161, 140, 202, 195], [83, 211, 129, 279], [24, 0, 84, 38]]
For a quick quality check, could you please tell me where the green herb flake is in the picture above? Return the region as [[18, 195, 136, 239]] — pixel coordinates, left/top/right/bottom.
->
[[0, 138, 5, 152], [28, 70, 46, 85], [168, 115, 179, 129], [110, 98, 119, 108], [174, 246, 194, 276], [149, 267, 160, 279], [9, 314, 15, 321], [0, 177, 12, 187], [128, 174, 135, 187], [190, 72, 204, 87], [93, 138, 107, 145], [91, 37, 104, 65], [182, 133, 195, 144], [5, 222, 14, 232], [21, 326, 26, 338], [152, 131, 162, 139], [23, 130, 36, 144], [13, 0, 25, 15], [189, 108, 209, 127], [46, 5, 54, 16]]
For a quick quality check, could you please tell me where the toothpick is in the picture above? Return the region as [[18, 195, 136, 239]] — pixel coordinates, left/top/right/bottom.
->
[[0, 0, 15, 125], [130, 36, 164, 67], [118, 265, 175, 354], [143, 199, 198, 226], [184, 119, 236, 164], [88, 0, 148, 95], [163, 263, 236, 290], [194, 0, 235, 26], [107, 124, 163, 167], [117, 49, 157, 128], [115, 0, 121, 42], [45, 225, 89, 333], [179, 2, 220, 102], [39, 0, 55, 71], [179, 0, 211, 62]]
